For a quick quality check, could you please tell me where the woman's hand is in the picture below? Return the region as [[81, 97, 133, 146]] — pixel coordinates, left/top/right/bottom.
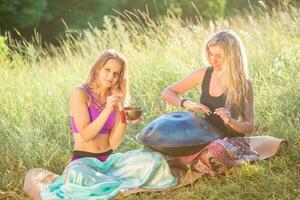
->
[[183, 100, 212, 115], [214, 107, 232, 124], [106, 94, 122, 110], [126, 116, 144, 125]]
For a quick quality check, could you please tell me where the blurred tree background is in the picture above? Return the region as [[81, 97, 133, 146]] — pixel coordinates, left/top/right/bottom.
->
[[0, 0, 299, 45]]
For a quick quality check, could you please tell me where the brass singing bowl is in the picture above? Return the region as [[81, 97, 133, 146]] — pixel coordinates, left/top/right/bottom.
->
[[124, 106, 143, 120]]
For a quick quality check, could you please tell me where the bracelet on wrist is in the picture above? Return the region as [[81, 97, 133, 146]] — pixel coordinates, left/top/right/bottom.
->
[[180, 98, 188, 108], [120, 110, 126, 124]]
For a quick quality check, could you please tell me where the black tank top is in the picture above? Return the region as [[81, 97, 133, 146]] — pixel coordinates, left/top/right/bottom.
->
[[200, 67, 244, 138]]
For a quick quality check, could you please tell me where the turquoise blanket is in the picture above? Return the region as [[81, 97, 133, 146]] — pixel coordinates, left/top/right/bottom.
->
[[41, 148, 177, 199]]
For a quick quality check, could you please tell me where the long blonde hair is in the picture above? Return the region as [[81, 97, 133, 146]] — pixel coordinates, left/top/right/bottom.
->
[[85, 49, 129, 103], [204, 30, 249, 119]]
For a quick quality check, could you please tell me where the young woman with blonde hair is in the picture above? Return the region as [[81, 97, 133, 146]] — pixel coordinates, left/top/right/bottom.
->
[[162, 30, 254, 137], [24, 49, 176, 200], [69, 49, 129, 161], [161, 30, 258, 175]]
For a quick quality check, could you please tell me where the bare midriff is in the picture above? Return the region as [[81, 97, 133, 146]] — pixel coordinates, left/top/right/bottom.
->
[[73, 134, 111, 153]]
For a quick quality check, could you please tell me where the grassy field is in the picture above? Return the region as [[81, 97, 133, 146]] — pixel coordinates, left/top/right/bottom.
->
[[0, 7, 299, 200]]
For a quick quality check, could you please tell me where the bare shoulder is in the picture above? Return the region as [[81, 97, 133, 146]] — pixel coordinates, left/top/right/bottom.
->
[[191, 66, 208, 76], [69, 85, 88, 104], [179, 66, 209, 86], [162, 66, 209, 94], [199, 66, 209, 73], [246, 79, 254, 100], [247, 79, 254, 92], [247, 79, 253, 87], [188, 66, 208, 84]]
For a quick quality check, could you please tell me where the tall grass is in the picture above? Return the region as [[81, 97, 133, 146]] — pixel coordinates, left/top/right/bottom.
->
[[0, 7, 299, 200]]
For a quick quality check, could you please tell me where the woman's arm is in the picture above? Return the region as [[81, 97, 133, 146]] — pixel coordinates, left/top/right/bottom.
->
[[69, 87, 115, 142], [229, 80, 255, 135], [215, 80, 255, 135], [161, 67, 211, 114], [161, 68, 206, 106], [108, 103, 127, 150], [227, 118, 254, 135]]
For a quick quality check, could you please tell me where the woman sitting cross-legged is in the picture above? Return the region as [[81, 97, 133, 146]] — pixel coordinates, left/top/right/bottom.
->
[[161, 30, 283, 175], [23, 49, 177, 200]]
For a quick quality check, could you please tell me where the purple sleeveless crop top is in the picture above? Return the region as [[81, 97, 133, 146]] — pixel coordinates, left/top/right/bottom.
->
[[71, 85, 116, 134]]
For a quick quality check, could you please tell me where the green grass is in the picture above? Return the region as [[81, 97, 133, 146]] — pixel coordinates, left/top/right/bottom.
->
[[1, 7, 300, 200]]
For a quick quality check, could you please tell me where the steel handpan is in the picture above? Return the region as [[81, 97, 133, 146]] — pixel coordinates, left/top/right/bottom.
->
[[136, 112, 223, 157]]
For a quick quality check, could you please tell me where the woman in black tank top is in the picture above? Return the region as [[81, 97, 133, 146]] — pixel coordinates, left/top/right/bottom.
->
[[161, 30, 254, 138], [200, 66, 245, 137]]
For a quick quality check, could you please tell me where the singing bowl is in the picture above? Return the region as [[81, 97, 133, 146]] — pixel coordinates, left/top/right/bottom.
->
[[124, 106, 142, 120], [136, 112, 223, 157]]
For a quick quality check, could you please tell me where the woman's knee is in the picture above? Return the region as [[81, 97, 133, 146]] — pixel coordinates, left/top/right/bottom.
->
[[23, 168, 58, 200]]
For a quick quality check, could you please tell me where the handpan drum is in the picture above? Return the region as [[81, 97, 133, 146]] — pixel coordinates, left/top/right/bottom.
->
[[136, 112, 223, 157]]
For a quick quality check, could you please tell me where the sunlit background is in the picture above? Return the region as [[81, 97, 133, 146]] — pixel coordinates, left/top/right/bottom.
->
[[0, 0, 298, 44], [0, 0, 300, 199]]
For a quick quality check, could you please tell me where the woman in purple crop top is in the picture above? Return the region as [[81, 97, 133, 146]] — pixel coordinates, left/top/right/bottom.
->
[[69, 49, 131, 162], [23, 49, 175, 200]]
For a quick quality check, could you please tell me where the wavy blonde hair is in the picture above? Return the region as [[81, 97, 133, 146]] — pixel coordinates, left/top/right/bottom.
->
[[204, 30, 249, 119], [85, 49, 129, 104]]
